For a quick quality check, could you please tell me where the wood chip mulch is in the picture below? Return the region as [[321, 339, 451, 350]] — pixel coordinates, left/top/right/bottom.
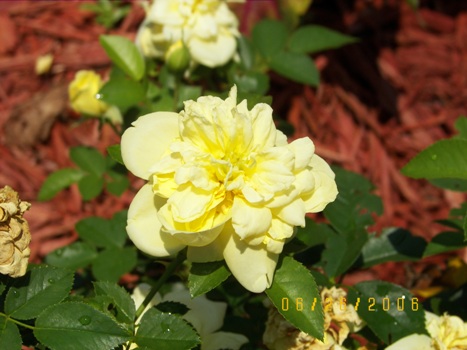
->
[[0, 1, 465, 289]]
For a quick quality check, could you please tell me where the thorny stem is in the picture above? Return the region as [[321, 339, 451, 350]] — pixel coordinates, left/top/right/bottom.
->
[[134, 248, 187, 320]]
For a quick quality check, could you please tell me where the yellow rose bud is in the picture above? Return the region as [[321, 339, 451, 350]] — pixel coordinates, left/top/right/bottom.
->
[[165, 40, 191, 73], [0, 186, 31, 278], [35, 54, 54, 75], [68, 70, 109, 117]]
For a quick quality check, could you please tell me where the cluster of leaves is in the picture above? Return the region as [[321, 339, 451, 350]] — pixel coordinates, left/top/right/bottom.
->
[[80, 0, 131, 29], [38, 146, 128, 202], [0, 266, 200, 350]]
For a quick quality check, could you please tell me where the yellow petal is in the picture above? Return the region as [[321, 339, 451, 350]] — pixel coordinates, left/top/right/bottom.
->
[[121, 112, 180, 180], [220, 222, 278, 293], [385, 334, 433, 350], [232, 197, 272, 239], [203, 332, 248, 350], [288, 137, 315, 170], [275, 198, 306, 227], [170, 223, 225, 247], [187, 241, 224, 262], [127, 184, 185, 257], [187, 33, 237, 67]]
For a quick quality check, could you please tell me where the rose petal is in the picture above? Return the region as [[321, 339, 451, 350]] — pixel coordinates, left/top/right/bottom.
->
[[385, 334, 433, 350], [127, 184, 185, 257], [202, 332, 248, 350], [163, 290, 226, 336], [121, 112, 180, 180], [232, 196, 272, 239], [220, 222, 279, 293], [188, 33, 236, 68]]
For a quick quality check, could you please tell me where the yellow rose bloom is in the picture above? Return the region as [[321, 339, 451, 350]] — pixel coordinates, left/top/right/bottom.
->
[[68, 70, 109, 117], [121, 86, 337, 293], [135, 0, 243, 68], [385, 312, 467, 350]]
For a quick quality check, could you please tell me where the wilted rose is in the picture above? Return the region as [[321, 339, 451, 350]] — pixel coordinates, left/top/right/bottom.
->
[[0, 186, 31, 278]]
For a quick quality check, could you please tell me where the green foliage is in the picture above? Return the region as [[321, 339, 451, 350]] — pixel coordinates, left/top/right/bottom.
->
[[93, 282, 136, 325], [358, 228, 427, 268], [288, 25, 358, 54], [320, 167, 382, 277], [266, 256, 324, 341], [252, 20, 289, 58], [188, 261, 231, 298], [99, 65, 147, 112], [4, 265, 74, 320], [0, 316, 21, 350], [45, 242, 98, 270], [133, 309, 200, 350], [91, 247, 137, 283], [80, 0, 130, 29], [37, 168, 84, 201], [423, 231, 467, 257], [38, 146, 129, 201], [107, 144, 124, 165], [100, 35, 145, 81], [34, 302, 130, 350], [401, 139, 467, 180], [270, 51, 319, 86], [348, 281, 427, 344], [250, 19, 355, 86]]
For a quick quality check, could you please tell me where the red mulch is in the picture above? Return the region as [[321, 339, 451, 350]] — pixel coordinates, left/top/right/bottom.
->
[[0, 1, 465, 289]]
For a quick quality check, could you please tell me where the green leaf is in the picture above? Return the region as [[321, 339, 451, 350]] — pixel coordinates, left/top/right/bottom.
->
[[99, 66, 146, 111], [423, 231, 467, 257], [106, 170, 130, 196], [107, 144, 124, 165], [270, 51, 319, 86], [93, 281, 136, 325], [177, 85, 202, 110], [78, 173, 104, 201], [99, 35, 145, 80], [0, 316, 21, 350], [237, 35, 254, 70], [92, 247, 137, 283], [188, 261, 231, 298], [358, 228, 427, 268], [348, 281, 427, 344], [324, 166, 382, 233], [75, 214, 127, 249], [34, 302, 130, 350], [401, 139, 467, 179], [234, 71, 270, 95], [265, 256, 324, 340], [134, 309, 200, 350], [45, 241, 98, 270], [455, 116, 467, 139], [252, 19, 288, 58], [295, 218, 334, 248], [38, 168, 84, 201], [322, 228, 368, 277], [70, 146, 106, 176], [155, 301, 189, 316], [429, 178, 467, 191], [288, 25, 357, 54], [5, 265, 74, 320]]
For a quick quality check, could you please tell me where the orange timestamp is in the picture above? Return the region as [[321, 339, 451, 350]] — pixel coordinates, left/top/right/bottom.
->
[[280, 296, 419, 312]]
